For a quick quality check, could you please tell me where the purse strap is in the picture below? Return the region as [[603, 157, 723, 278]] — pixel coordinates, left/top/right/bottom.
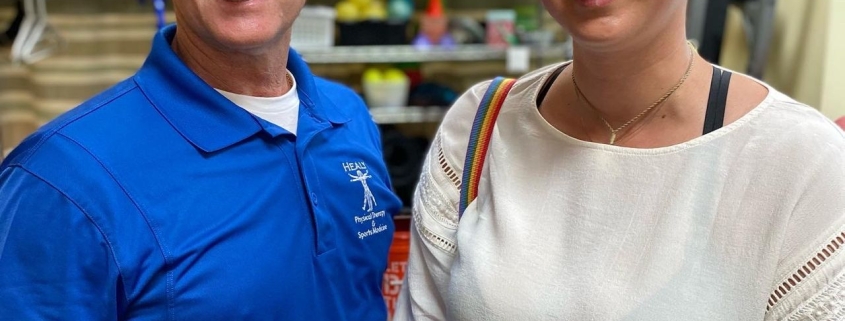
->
[[458, 77, 517, 219]]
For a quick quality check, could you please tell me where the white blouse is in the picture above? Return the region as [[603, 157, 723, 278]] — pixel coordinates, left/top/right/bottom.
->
[[394, 63, 845, 321]]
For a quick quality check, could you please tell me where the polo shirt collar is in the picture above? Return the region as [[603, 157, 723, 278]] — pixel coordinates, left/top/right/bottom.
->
[[287, 47, 352, 126], [134, 25, 349, 153]]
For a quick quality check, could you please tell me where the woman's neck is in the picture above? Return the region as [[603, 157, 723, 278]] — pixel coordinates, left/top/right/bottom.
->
[[570, 30, 694, 126]]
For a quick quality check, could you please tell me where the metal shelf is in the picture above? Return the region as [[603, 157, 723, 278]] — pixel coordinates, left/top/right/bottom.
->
[[370, 106, 447, 124], [298, 44, 569, 64]]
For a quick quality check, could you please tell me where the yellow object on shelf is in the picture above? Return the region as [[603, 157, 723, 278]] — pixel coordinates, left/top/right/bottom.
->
[[383, 68, 407, 82], [362, 67, 410, 108], [363, 2, 388, 20], [335, 1, 360, 22], [336, 0, 388, 22]]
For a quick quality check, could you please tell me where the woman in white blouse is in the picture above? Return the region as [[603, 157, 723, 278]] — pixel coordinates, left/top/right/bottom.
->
[[394, 0, 845, 320]]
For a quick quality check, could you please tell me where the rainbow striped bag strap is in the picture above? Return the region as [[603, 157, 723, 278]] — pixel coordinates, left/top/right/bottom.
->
[[458, 77, 517, 219]]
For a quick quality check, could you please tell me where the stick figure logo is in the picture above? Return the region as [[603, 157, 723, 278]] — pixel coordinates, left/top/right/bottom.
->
[[349, 170, 378, 212]]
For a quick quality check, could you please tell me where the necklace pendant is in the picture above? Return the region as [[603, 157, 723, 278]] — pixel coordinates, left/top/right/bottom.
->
[[609, 132, 617, 145]]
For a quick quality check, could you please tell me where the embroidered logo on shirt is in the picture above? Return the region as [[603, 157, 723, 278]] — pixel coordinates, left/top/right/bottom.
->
[[349, 169, 378, 212], [343, 162, 389, 240]]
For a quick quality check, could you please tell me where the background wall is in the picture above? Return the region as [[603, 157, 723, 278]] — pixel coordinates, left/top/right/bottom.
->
[[0, 4, 159, 155], [821, 0, 845, 119], [720, 0, 844, 118]]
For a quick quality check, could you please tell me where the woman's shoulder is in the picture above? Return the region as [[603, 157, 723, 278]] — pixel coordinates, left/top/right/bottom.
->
[[754, 88, 845, 150], [736, 88, 845, 200], [435, 63, 566, 170], [714, 65, 842, 145]]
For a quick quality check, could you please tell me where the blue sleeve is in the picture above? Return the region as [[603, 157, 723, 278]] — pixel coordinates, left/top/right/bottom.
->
[[0, 166, 122, 320]]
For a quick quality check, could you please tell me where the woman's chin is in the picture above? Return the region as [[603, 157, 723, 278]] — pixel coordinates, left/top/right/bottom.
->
[[569, 23, 629, 48]]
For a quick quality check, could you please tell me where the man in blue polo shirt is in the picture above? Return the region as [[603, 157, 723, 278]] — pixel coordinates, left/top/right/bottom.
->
[[0, 0, 401, 320]]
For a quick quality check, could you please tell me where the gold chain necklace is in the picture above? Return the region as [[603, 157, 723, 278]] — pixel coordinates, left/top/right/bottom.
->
[[571, 42, 696, 145]]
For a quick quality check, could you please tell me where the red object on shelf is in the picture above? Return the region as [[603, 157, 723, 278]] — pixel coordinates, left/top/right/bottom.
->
[[426, 0, 444, 17], [383, 229, 410, 320], [403, 66, 423, 89], [835, 116, 845, 129]]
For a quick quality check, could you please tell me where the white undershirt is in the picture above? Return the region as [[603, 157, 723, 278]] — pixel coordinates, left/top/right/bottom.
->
[[215, 71, 300, 135]]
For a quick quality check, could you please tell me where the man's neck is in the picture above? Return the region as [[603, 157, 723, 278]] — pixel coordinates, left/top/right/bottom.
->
[[171, 28, 292, 97]]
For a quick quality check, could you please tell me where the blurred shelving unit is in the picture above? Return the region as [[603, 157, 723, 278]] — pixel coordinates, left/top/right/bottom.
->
[[368, 106, 447, 124], [298, 43, 569, 64], [300, 43, 572, 125]]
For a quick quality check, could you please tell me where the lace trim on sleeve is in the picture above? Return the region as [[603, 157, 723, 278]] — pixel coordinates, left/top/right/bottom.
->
[[768, 231, 845, 311], [412, 209, 458, 254], [785, 270, 845, 321], [412, 134, 462, 254], [417, 162, 459, 230], [435, 134, 462, 190]]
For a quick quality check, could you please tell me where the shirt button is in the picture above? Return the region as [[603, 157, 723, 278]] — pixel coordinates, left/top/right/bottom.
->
[[311, 193, 318, 206]]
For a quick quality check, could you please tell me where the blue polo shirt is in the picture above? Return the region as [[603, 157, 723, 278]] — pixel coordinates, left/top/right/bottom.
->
[[0, 25, 401, 320]]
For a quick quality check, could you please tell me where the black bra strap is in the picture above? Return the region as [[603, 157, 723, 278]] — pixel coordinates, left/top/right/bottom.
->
[[703, 66, 732, 135], [536, 65, 566, 108], [537, 64, 732, 136]]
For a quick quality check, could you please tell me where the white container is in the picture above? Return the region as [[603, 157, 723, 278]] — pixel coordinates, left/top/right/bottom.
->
[[291, 6, 336, 49], [363, 80, 410, 108]]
